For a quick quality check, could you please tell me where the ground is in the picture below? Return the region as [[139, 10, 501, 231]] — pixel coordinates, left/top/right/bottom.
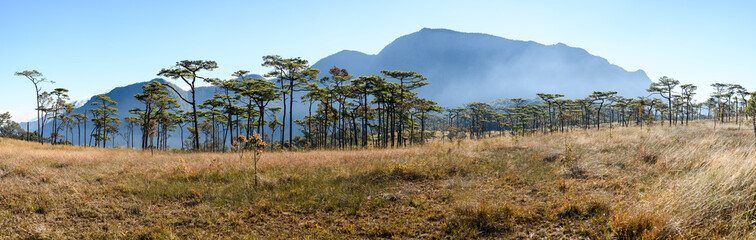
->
[[2, 121, 756, 239]]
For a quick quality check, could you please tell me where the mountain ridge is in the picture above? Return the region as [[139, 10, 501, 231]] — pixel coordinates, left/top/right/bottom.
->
[[313, 28, 650, 107]]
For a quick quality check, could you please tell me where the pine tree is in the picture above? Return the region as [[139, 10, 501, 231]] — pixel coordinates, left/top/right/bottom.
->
[[15, 70, 54, 144], [380, 70, 428, 146], [262, 55, 319, 150], [158, 60, 218, 151], [88, 95, 119, 148], [134, 81, 178, 150]]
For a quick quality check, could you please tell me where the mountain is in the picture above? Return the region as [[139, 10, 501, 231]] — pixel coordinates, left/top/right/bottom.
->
[[313, 28, 650, 107], [25, 28, 652, 149], [490, 98, 543, 109]]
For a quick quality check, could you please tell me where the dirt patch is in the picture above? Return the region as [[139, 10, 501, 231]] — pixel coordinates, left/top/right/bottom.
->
[[641, 154, 658, 164], [541, 154, 560, 163]]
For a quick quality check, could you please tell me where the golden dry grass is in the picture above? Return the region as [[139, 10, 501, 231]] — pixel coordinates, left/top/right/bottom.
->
[[1, 121, 756, 239]]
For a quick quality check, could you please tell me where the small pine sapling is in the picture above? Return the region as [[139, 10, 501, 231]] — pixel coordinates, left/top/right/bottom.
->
[[233, 134, 267, 186], [250, 134, 266, 186]]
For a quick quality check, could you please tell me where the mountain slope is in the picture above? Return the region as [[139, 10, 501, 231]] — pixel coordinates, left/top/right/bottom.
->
[[313, 28, 650, 107]]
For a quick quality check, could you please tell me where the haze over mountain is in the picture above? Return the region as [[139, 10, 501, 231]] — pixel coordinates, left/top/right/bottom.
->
[[313, 28, 650, 107], [25, 28, 651, 149]]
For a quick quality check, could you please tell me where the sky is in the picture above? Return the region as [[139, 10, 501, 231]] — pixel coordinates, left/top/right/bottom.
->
[[2, 0, 755, 122]]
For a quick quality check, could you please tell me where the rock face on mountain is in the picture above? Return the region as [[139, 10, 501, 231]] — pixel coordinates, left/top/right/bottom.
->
[[313, 28, 650, 107]]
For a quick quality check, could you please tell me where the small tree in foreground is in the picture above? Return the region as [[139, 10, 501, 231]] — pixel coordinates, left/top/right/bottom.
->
[[233, 134, 267, 186]]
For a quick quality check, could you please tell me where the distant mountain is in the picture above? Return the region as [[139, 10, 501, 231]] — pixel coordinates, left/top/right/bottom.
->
[[490, 98, 543, 109], [313, 28, 650, 107], [25, 28, 652, 149]]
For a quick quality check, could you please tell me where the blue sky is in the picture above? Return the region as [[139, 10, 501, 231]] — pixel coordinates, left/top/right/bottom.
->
[[2, 0, 755, 121]]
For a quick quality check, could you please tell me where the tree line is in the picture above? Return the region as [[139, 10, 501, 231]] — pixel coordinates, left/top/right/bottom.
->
[[10, 56, 443, 151], [441, 76, 756, 141], [9, 68, 756, 150]]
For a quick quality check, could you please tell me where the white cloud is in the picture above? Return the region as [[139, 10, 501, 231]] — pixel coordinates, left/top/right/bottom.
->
[[6, 110, 37, 123], [70, 95, 92, 108]]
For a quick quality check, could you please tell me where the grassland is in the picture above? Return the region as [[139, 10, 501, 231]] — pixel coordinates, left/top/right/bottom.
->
[[2, 121, 756, 239]]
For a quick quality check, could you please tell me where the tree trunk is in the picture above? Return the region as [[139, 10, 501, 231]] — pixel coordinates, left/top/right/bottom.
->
[[281, 91, 286, 150], [420, 112, 425, 144], [363, 94, 368, 148], [289, 78, 294, 151], [752, 114, 756, 142]]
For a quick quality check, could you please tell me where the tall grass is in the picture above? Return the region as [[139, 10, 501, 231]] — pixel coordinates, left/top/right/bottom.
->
[[1, 121, 756, 238]]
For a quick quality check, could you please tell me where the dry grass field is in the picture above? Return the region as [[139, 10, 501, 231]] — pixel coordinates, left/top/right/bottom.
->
[[2, 121, 756, 239]]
